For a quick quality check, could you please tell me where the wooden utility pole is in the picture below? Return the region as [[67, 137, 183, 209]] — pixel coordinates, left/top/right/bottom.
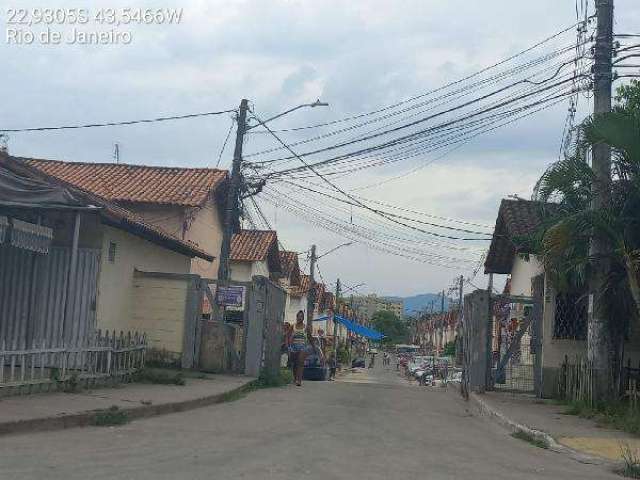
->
[[306, 244, 317, 336], [589, 0, 614, 400], [216, 99, 249, 288], [333, 278, 341, 356]]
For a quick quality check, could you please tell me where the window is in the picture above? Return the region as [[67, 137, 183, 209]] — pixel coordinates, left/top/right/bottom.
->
[[108, 241, 117, 263], [553, 292, 587, 340]]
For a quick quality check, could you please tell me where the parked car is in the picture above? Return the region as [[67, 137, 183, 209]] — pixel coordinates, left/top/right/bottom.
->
[[303, 346, 329, 381], [352, 357, 366, 368]]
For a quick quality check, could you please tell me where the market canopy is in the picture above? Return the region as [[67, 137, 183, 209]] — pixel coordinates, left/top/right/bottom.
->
[[314, 314, 384, 341]]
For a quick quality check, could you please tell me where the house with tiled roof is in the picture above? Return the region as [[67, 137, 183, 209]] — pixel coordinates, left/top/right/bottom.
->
[[229, 229, 281, 282], [0, 155, 213, 367], [19, 157, 228, 281], [277, 251, 303, 324], [484, 198, 588, 397]]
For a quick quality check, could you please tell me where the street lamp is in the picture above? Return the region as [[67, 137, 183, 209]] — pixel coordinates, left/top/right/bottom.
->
[[317, 241, 353, 260], [246, 99, 329, 130]]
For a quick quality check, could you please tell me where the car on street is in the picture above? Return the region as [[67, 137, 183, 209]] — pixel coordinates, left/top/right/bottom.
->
[[352, 357, 366, 368], [303, 346, 329, 380]]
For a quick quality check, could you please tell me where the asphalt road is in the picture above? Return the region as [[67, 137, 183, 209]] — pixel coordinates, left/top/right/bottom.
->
[[0, 361, 618, 480]]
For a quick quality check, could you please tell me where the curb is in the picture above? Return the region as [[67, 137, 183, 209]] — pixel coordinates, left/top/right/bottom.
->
[[0, 378, 254, 437], [468, 392, 614, 466]]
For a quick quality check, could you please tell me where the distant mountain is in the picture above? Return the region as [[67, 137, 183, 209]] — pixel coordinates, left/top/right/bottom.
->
[[401, 293, 451, 316]]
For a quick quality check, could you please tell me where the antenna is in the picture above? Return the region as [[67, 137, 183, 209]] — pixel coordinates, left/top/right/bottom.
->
[[113, 143, 120, 163]]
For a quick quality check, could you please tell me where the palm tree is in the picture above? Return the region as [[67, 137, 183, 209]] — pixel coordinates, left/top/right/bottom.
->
[[527, 81, 640, 400]]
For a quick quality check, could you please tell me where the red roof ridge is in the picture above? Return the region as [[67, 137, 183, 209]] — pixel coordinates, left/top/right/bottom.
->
[[18, 157, 228, 207], [16, 156, 226, 173]]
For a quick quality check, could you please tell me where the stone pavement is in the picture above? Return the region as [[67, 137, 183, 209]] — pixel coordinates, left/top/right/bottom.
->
[[0, 373, 253, 436], [472, 390, 640, 462]]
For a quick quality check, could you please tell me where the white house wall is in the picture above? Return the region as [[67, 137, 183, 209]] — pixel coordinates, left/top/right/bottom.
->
[[510, 255, 543, 296], [96, 225, 192, 334]]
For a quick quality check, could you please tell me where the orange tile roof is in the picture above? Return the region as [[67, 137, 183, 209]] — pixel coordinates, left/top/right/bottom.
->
[[291, 274, 311, 298], [1, 156, 214, 261], [19, 158, 227, 207], [230, 229, 278, 262]]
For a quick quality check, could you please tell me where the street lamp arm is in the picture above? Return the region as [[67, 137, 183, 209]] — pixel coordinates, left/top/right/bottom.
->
[[317, 241, 353, 259], [246, 99, 329, 130]]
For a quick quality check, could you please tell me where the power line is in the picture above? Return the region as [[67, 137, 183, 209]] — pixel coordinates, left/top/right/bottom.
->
[[250, 110, 492, 242], [244, 43, 586, 159], [255, 80, 585, 179], [1, 108, 237, 133], [249, 72, 586, 169], [260, 86, 580, 182], [281, 180, 492, 236], [215, 117, 236, 168], [245, 21, 584, 135]]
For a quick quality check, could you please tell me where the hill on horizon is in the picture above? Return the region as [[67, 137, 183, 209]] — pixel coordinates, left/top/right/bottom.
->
[[397, 293, 452, 316]]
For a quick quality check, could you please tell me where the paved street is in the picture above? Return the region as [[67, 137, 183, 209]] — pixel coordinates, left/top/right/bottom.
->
[[0, 362, 617, 480]]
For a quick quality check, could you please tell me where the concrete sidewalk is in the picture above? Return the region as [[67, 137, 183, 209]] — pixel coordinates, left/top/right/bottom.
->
[[0, 374, 253, 436], [471, 391, 640, 463]]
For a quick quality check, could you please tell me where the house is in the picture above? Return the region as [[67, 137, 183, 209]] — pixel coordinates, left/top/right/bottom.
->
[[484, 198, 592, 397], [19, 157, 228, 280], [0, 155, 213, 368], [278, 250, 302, 324], [288, 273, 310, 325], [229, 229, 282, 282]]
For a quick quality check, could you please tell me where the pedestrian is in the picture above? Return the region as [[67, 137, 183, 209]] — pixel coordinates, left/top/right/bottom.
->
[[368, 351, 375, 369], [288, 310, 309, 386], [328, 351, 337, 381]]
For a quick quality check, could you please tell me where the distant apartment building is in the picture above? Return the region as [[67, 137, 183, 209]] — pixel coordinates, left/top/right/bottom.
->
[[351, 294, 404, 324]]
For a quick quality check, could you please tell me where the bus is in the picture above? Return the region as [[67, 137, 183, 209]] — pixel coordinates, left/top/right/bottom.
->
[[394, 344, 420, 355]]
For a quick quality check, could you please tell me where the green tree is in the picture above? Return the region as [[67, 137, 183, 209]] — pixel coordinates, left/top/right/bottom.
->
[[371, 310, 408, 346], [526, 80, 640, 400]]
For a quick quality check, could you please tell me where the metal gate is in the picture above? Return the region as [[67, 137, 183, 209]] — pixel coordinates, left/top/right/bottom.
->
[[462, 276, 543, 396], [245, 276, 285, 378], [0, 245, 100, 349]]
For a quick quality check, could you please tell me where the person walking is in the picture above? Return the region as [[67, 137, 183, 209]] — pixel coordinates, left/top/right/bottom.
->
[[288, 310, 309, 386], [328, 350, 337, 381]]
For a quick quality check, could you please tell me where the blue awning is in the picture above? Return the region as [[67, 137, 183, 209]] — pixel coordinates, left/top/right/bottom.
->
[[314, 314, 384, 341]]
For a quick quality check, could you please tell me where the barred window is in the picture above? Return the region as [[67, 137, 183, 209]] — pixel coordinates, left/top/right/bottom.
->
[[553, 292, 587, 339]]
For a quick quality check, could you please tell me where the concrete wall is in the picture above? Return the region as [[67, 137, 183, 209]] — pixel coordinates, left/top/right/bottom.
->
[[287, 294, 307, 325], [510, 255, 544, 296], [122, 199, 223, 280], [184, 200, 223, 279], [229, 260, 269, 283], [131, 274, 188, 355], [95, 225, 191, 334]]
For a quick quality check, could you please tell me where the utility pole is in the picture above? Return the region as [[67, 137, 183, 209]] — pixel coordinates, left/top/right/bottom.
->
[[458, 275, 464, 313], [441, 289, 445, 313], [306, 244, 317, 336], [216, 99, 249, 289], [589, 0, 614, 400], [333, 278, 341, 358]]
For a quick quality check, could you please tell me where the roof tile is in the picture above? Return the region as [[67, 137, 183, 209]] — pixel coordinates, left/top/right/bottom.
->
[[20, 158, 227, 207], [230, 229, 277, 262]]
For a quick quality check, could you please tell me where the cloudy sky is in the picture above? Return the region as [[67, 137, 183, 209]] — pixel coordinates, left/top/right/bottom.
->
[[2, 0, 639, 297]]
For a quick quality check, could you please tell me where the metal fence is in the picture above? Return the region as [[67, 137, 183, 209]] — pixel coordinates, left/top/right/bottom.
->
[[462, 283, 542, 397], [0, 330, 146, 395], [0, 245, 100, 350]]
